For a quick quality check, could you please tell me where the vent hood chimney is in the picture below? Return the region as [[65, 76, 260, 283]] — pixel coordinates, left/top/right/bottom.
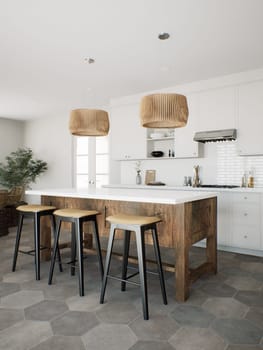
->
[[193, 129, 237, 143]]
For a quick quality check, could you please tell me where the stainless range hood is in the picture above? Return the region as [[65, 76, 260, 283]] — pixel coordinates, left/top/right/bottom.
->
[[193, 129, 237, 143]]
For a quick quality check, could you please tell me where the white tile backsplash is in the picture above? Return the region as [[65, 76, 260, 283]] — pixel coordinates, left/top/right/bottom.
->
[[119, 141, 263, 187]]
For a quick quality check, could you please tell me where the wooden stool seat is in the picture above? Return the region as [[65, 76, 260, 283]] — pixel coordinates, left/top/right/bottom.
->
[[13, 204, 62, 280], [106, 214, 161, 225], [54, 208, 99, 219], [48, 208, 104, 296], [17, 205, 57, 213], [100, 213, 167, 320]]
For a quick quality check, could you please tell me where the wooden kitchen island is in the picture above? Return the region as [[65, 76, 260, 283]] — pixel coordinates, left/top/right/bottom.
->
[[27, 188, 217, 302]]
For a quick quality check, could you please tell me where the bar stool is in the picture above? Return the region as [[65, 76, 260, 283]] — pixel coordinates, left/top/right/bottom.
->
[[12, 204, 62, 280], [100, 213, 167, 320], [48, 208, 104, 296]]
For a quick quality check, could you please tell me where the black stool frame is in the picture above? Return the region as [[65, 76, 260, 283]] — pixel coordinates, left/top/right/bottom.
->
[[12, 208, 62, 280], [48, 214, 104, 296], [100, 221, 167, 320]]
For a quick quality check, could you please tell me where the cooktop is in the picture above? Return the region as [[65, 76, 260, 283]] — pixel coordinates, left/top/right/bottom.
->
[[199, 185, 239, 188]]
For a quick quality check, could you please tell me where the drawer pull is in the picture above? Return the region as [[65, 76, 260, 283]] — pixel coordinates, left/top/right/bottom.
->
[[244, 235, 248, 239], [244, 213, 248, 216], [244, 196, 247, 200]]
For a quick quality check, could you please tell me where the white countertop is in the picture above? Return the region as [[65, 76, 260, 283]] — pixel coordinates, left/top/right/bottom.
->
[[26, 187, 217, 205], [103, 184, 263, 193]]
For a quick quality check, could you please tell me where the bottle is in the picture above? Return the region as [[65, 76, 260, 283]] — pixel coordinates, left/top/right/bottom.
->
[[241, 173, 247, 187], [247, 171, 254, 188], [192, 165, 201, 187], [136, 170, 142, 185]]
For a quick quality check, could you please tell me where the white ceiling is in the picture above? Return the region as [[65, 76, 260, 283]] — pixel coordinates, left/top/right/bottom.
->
[[1, 0, 263, 120]]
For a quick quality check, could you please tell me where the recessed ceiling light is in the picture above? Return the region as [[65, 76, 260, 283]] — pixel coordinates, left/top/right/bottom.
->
[[84, 57, 95, 64], [158, 32, 170, 40]]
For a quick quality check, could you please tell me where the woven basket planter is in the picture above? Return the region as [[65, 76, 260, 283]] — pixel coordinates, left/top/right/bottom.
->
[[0, 190, 8, 209]]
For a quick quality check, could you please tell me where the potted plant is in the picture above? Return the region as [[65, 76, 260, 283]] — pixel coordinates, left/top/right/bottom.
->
[[0, 148, 48, 205]]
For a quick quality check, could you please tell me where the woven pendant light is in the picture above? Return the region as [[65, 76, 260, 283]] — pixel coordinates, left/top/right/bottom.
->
[[140, 93, 188, 128], [69, 109, 109, 136]]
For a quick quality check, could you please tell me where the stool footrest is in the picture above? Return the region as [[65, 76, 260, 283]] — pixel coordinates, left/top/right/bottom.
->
[[18, 246, 48, 256], [106, 274, 140, 287], [128, 264, 159, 276]]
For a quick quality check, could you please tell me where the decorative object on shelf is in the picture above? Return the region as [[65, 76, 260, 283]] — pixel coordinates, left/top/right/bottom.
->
[[150, 132, 166, 139], [0, 148, 47, 204], [145, 170, 156, 185], [69, 109, 109, 136], [192, 165, 201, 187], [147, 181, 166, 186], [135, 161, 142, 185], [151, 151, 164, 157], [140, 93, 188, 128]]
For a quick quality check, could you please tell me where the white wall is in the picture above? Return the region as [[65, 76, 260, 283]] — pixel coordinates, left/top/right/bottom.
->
[[0, 117, 24, 162], [23, 114, 73, 203]]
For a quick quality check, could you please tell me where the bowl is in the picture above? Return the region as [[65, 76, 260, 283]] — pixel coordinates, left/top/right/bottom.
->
[[151, 151, 164, 157]]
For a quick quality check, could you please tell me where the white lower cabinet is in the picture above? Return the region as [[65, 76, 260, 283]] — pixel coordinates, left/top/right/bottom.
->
[[217, 192, 233, 246], [231, 193, 261, 250], [218, 192, 262, 254]]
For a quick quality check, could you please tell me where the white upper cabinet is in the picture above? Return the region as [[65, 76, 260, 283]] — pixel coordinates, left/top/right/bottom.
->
[[237, 80, 263, 156], [173, 93, 200, 158], [197, 86, 236, 131], [110, 103, 146, 160]]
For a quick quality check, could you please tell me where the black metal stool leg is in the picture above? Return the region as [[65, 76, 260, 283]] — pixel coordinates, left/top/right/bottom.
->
[[136, 227, 149, 320], [12, 214, 24, 272], [48, 219, 61, 285], [75, 219, 84, 296], [100, 224, 116, 304], [121, 230, 131, 291], [34, 213, 41, 280], [152, 225, 167, 305], [92, 218, 104, 279], [71, 224, 76, 276], [51, 214, 63, 272]]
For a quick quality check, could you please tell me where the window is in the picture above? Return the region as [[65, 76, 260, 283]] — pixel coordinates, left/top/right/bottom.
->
[[75, 136, 109, 188]]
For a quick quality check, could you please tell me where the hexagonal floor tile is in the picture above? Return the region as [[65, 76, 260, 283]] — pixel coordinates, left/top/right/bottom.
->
[[129, 314, 179, 341], [96, 301, 140, 323], [240, 262, 263, 274], [51, 310, 98, 336], [82, 323, 137, 350], [200, 282, 236, 297], [66, 293, 104, 312], [212, 318, 263, 344], [170, 304, 215, 328], [202, 297, 249, 318], [169, 327, 226, 350], [0, 308, 24, 331], [0, 290, 44, 309], [0, 282, 20, 297], [245, 306, 263, 330], [0, 320, 52, 350], [25, 300, 68, 321], [225, 275, 262, 291], [30, 335, 86, 350], [235, 291, 263, 307], [226, 345, 263, 350], [129, 340, 175, 350], [3, 270, 35, 283]]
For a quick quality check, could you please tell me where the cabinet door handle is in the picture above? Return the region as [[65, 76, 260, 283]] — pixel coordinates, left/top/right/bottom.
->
[[244, 196, 247, 200], [244, 213, 248, 216], [244, 235, 248, 239]]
